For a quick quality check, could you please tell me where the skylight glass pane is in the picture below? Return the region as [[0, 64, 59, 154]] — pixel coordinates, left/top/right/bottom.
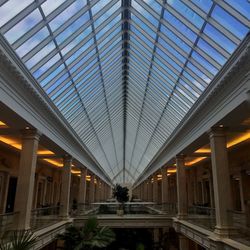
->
[[55, 12, 90, 45], [49, 1, 86, 31], [41, 0, 67, 16], [0, 0, 33, 27], [33, 53, 61, 79], [204, 23, 236, 53], [156, 48, 182, 73], [197, 39, 226, 65], [92, 0, 108, 16], [191, 0, 213, 13], [158, 37, 186, 64], [132, 0, 159, 27], [132, 14, 157, 40], [96, 14, 121, 39], [192, 51, 218, 76], [94, 1, 120, 28], [224, 0, 250, 18], [143, 0, 162, 13], [212, 5, 249, 39], [164, 11, 197, 42], [182, 71, 205, 91], [131, 25, 154, 48], [16, 27, 50, 58], [40, 64, 65, 87], [160, 25, 191, 54], [25, 41, 56, 69], [186, 62, 211, 84], [4, 9, 42, 44], [65, 37, 94, 65], [167, 0, 204, 29]]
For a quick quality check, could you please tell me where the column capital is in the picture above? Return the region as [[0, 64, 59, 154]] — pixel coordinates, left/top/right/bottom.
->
[[63, 154, 72, 163], [208, 126, 227, 137], [81, 167, 87, 173], [21, 128, 41, 140], [176, 154, 186, 160]]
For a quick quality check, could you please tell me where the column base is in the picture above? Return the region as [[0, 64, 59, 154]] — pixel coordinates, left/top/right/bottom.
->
[[177, 213, 188, 220], [59, 214, 70, 220], [214, 226, 237, 237]]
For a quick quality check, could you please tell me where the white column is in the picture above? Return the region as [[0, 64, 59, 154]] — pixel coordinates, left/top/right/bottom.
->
[[95, 178, 100, 202], [161, 167, 169, 204], [209, 127, 233, 236], [143, 181, 147, 201], [148, 178, 153, 202], [89, 174, 95, 203], [78, 168, 87, 204], [176, 155, 188, 219], [179, 235, 189, 250], [14, 129, 41, 230], [153, 175, 158, 203], [60, 155, 72, 218]]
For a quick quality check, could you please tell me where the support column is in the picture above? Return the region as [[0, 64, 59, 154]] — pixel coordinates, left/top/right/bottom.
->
[[14, 129, 41, 230], [179, 235, 189, 250], [60, 155, 72, 218], [78, 168, 87, 204], [89, 174, 95, 203], [161, 167, 169, 204], [153, 174, 158, 203], [143, 181, 147, 201], [209, 127, 233, 236], [95, 178, 100, 202], [148, 178, 153, 202], [176, 155, 188, 219]]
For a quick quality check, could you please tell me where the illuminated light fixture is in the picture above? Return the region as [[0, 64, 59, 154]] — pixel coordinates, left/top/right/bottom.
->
[[0, 136, 21, 149], [71, 170, 81, 174], [77, 174, 81, 177], [37, 150, 54, 155], [25, 126, 30, 130], [186, 157, 207, 166], [157, 174, 162, 178], [219, 124, 224, 128], [195, 133, 250, 154], [167, 173, 171, 176], [195, 148, 211, 153], [43, 158, 63, 167], [167, 169, 176, 173], [227, 133, 250, 148], [0, 121, 8, 127]]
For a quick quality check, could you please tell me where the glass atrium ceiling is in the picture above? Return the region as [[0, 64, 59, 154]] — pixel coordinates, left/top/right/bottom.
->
[[0, 0, 249, 184]]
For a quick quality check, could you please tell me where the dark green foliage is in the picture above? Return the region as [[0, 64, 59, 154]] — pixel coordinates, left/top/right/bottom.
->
[[57, 217, 115, 250], [112, 184, 129, 203], [0, 230, 37, 250]]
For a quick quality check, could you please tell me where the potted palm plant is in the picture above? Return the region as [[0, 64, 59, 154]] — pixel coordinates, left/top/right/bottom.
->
[[112, 184, 129, 216], [0, 230, 37, 250]]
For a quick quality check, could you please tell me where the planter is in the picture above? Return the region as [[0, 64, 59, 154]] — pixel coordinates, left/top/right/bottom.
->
[[117, 209, 124, 216]]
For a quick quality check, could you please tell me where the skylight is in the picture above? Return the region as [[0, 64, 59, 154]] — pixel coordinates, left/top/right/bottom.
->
[[0, 0, 249, 184]]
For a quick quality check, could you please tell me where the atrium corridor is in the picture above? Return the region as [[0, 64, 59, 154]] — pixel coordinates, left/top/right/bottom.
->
[[0, 0, 249, 249]]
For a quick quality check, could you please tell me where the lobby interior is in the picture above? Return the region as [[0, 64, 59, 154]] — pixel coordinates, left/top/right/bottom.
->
[[0, 0, 250, 249]]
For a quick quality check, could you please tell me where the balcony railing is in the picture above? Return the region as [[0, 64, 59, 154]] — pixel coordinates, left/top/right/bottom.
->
[[30, 206, 62, 230], [228, 210, 250, 235], [187, 206, 216, 231], [147, 203, 177, 215], [0, 212, 18, 237], [73, 202, 178, 216]]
